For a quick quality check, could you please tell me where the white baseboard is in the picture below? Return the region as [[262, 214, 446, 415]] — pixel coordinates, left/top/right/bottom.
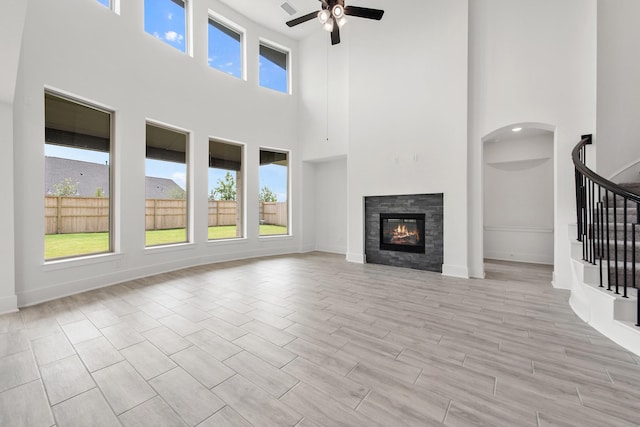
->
[[485, 251, 553, 265], [442, 264, 469, 279], [346, 252, 365, 264], [0, 294, 18, 315], [17, 245, 301, 308], [300, 244, 316, 253], [315, 244, 347, 255]]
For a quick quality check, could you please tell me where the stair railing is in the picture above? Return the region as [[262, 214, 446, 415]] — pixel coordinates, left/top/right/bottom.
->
[[573, 134, 640, 326]]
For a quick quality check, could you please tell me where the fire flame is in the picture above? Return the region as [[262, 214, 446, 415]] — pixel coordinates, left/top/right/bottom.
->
[[393, 224, 419, 241]]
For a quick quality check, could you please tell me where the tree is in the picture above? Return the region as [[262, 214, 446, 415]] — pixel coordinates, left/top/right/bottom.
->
[[54, 178, 79, 196], [211, 172, 236, 201], [259, 186, 277, 202], [94, 187, 105, 197], [168, 187, 186, 200]]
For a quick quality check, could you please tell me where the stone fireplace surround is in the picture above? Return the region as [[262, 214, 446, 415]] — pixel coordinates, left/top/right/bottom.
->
[[364, 194, 444, 272]]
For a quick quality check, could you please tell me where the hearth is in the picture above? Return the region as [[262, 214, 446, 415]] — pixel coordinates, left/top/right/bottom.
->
[[380, 213, 426, 254]]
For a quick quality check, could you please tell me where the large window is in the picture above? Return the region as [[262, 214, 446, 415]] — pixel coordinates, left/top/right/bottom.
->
[[259, 149, 289, 236], [208, 140, 243, 240], [144, 0, 189, 54], [208, 15, 243, 79], [44, 93, 113, 260], [145, 123, 189, 247], [259, 42, 289, 94]]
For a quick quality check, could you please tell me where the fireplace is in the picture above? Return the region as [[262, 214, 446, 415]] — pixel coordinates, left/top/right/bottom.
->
[[380, 213, 426, 254], [365, 194, 443, 272]]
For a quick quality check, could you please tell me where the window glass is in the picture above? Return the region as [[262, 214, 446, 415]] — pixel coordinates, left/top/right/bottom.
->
[[259, 149, 288, 236], [208, 17, 242, 78], [208, 141, 243, 240], [145, 123, 189, 246], [259, 43, 288, 93], [44, 93, 112, 260], [144, 0, 187, 53], [97, 0, 110, 8]]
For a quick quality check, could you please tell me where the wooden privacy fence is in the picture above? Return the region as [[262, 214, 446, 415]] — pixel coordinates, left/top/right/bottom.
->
[[208, 200, 238, 227], [146, 199, 186, 231], [45, 196, 288, 234], [260, 202, 288, 227], [45, 196, 110, 235]]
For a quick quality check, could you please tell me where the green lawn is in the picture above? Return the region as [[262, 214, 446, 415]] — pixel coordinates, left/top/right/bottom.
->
[[44, 232, 110, 260], [45, 225, 288, 259]]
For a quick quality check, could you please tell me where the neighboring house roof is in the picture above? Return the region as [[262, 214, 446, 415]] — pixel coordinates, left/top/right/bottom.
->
[[45, 157, 183, 199], [145, 176, 184, 200]]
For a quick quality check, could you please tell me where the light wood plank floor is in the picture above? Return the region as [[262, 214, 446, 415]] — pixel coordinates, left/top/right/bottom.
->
[[1, 252, 640, 426]]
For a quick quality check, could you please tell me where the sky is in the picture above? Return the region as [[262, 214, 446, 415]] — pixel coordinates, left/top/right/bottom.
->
[[49, 0, 289, 201]]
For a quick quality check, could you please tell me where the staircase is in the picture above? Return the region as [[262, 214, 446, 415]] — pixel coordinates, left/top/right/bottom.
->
[[571, 135, 640, 356], [595, 184, 640, 290]]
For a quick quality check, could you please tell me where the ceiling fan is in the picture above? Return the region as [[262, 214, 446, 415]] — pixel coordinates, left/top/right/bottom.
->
[[286, 0, 384, 45]]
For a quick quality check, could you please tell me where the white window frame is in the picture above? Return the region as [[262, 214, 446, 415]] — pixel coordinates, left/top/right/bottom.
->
[[144, 120, 192, 248], [43, 89, 116, 261], [258, 39, 292, 95], [258, 147, 291, 237], [208, 11, 246, 80]]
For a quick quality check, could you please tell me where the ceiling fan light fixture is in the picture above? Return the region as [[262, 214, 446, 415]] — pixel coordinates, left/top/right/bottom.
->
[[332, 4, 345, 19], [323, 19, 334, 32], [318, 9, 330, 24], [337, 15, 348, 28]]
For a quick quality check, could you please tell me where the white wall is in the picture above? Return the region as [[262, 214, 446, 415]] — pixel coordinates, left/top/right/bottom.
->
[[298, 31, 349, 162], [313, 157, 348, 254], [468, 0, 597, 287], [12, 0, 302, 306], [597, 0, 640, 180], [346, 0, 470, 276], [0, 1, 28, 313], [484, 133, 554, 264], [0, 103, 17, 313]]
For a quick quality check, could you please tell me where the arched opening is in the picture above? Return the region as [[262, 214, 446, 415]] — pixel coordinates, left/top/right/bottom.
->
[[482, 123, 555, 271]]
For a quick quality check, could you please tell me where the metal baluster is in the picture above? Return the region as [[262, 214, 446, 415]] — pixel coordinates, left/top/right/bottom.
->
[[591, 180, 596, 264], [635, 222, 639, 327], [614, 194, 619, 294], [624, 198, 628, 298], [576, 169, 582, 241], [606, 190, 612, 291], [598, 198, 604, 287], [583, 180, 589, 261]]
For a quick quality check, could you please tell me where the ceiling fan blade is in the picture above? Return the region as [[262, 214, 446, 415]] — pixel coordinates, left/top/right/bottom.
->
[[286, 11, 320, 27], [344, 6, 384, 20], [331, 18, 341, 45]]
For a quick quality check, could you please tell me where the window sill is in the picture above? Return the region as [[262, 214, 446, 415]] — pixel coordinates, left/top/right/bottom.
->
[[258, 234, 293, 240], [144, 242, 196, 255], [207, 237, 248, 246], [43, 252, 124, 271]]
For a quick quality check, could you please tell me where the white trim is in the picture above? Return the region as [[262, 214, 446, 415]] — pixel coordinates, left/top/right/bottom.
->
[[484, 225, 554, 234], [43, 252, 124, 272], [442, 264, 469, 279], [0, 295, 18, 315], [315, 244, 346, 255], [608, 157, 640, 181], [18, 245, 302, 308], [569, 258, 640, 357], [346, 252, 365, 264], [484, 252, 553, 265], [144, 243, 196, 255], [258, 38, 292, 95], [207, 11, 247, 80]]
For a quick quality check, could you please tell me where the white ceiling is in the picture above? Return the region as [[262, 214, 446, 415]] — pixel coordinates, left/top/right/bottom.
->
[[219, 0, 323, 40]]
